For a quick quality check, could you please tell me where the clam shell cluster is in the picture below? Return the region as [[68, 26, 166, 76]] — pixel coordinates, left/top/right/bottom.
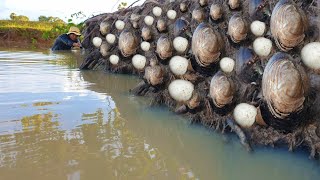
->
[[82, 0, 319, 136]]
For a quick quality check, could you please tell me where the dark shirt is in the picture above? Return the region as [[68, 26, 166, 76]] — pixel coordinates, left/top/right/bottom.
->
[[51, 34, 78, 51]]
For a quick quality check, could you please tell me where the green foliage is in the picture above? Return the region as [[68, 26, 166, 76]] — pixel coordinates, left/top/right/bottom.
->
[[118, 2, 128, 10], [38, 15, 65, 24], [10, 12, 29, 21]]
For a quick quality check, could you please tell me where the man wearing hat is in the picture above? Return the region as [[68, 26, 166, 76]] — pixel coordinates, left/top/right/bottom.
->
[[51, 26, 82, 51]]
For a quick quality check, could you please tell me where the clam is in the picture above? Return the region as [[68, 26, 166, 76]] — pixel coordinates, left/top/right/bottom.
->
[[173, 18, 190, 37], [228, 14, 248, 43], [156, 35, 173, 60], [262, 52, 309, 120], [228, 0, 240, 9], [100, 41, 110, 57], [144, 58, 164, 86], [192, 7, 206, 23], [157, 18, 167, 32], [187, 92, 201, 110], [210, 3, 223, 21], [210, 71, 235, 108], [141, 26, 152, 41], [270, 0, 308, 51], [99, 20, 111, 35], [192, 23, 224, 67], [180, 2, 188, 12], [235, 47, 258, 83], [199, 0, 208, 7], [118, 30, 139, 57]]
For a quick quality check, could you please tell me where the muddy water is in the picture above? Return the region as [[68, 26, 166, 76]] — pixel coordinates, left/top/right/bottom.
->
[[0, 49, 319, 180]]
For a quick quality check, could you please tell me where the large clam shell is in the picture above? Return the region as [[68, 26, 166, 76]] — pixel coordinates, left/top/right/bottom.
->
[[235, 47, 258, 83], [192, 23, 224, 67], [228, 14, 248, 43], [210, 71, 235, 108], [270, 0, 308, 51], [262, 52, 309, 119], [119, 30, 139, 57], [156, 35, 173, 60]]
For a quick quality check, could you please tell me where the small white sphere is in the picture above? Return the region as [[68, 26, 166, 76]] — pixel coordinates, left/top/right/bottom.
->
[[219, 57, 235, 73], [173, 36, 189, 53], [167, 10, 177, 20], [106, 34, 116, 44], [115, 20, 125, 30], [253, 37, 273, 57], [92, 37, 102, 48], [169, 56, 189, 75], [109, 55, 119, 65], [141, 41, 151, 52], [250, 20, 266, 37], [152, 6, 162, 17], [132, 54, 147, 70], [233, 103, 257, 128], [144, 16, 154, 26], [301, 42, 320, 70], [168, 80, 194, 102]]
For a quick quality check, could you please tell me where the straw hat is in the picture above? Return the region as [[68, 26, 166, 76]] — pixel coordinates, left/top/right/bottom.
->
[[67, 26, 81, 36]]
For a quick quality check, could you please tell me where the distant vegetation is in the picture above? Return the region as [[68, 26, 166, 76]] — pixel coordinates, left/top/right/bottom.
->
[[0, 12, 85, 48]]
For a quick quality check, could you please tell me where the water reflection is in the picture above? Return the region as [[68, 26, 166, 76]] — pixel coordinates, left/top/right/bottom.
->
[[0, 49, 319, 180]]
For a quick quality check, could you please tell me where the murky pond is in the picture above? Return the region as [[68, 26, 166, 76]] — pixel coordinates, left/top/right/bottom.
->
[[0, 48, 319, 180]]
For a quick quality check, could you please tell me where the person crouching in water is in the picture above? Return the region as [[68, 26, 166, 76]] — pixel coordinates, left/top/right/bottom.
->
[[51, 26, 82, 51]]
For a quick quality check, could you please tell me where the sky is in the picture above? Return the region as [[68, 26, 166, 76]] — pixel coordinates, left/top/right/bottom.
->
[[0, 0, 145, 23]]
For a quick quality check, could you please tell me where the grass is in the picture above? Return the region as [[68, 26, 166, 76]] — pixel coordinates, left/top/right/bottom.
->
[[0, 20, 59, 31]]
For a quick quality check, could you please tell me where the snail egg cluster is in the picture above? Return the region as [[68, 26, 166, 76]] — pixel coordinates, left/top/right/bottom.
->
[[168, 80, 194, 102], [219, 57, 235, 73], [92, 37, 102, 48], [233, 103, 257, 128], [132, 54, 147, 70], [109, 55, 119, 65], [169, 56, 189, 75]]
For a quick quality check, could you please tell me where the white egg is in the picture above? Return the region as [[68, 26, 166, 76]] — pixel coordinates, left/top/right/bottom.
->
[[106, 34, 116, 44], [253, 37, 273, 57], [109, 55, 119, 65], [144, 16, 154, 26], [219, 57, 235, 73], [250, 20, 266, 37], [173, 36, 189, 53], [169, 56, 189, 75], [115, 20, 125, 30], [233, 103, 257, 128], [167, 10, 177, 20], [132, 54, 147, 70], [301, 42, 320, 70], [92, 37, 102, 48], [168, 80, 194, 102], [152, 6, 162, 17], [141, 41, 151, 52]]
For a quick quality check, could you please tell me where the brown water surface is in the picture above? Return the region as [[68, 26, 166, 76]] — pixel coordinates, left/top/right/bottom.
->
[[0, 48, 319, 180]]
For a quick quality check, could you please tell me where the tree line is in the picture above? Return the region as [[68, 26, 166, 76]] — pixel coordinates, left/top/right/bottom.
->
[[9, 13, 65, 24]]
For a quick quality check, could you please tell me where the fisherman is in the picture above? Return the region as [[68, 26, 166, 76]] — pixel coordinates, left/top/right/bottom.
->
[[51, 26, 82, 51]]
